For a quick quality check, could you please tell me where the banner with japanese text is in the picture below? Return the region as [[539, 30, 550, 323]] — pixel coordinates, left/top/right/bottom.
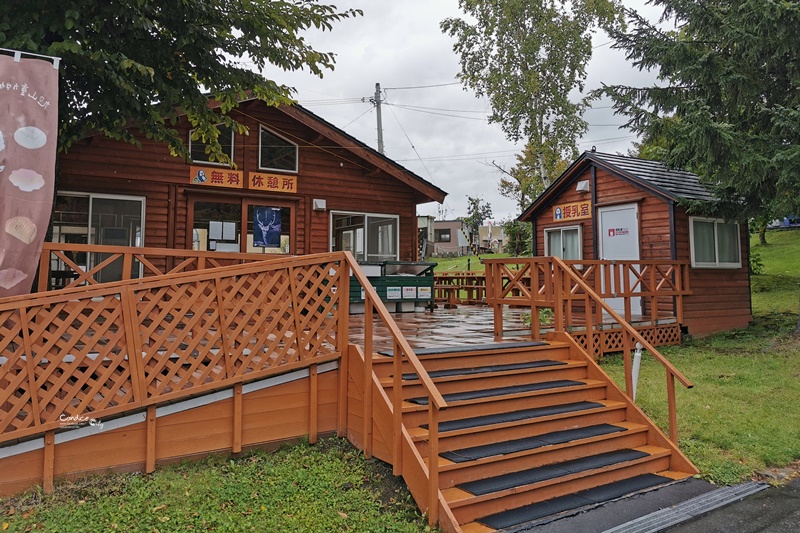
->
[[0, 51, 59, 297]]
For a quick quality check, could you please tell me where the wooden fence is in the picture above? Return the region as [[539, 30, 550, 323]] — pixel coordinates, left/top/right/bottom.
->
[[2, 254, 348, 448], [37, 242, 280, 292], [484, 256, 693, 443]]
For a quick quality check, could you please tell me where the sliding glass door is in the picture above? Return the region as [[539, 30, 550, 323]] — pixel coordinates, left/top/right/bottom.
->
[[50, 193, 145, 285]]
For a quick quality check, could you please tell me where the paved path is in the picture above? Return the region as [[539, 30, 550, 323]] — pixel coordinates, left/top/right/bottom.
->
[[665, 478, 800, 533]]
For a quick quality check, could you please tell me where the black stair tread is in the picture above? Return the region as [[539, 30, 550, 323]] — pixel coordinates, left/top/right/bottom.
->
[[458, 448, 650, 496], [477, 473, 672, 530], [408, 379, 586, 406], [401, 359, 567, 381], [441, 423, 628, 463], [422, 401, 607, 432], [378, 340, 548, 357]]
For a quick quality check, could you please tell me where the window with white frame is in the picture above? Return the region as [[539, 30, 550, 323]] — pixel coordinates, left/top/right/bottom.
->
[[689, 217, 741, 268], [331, 212, 399, 262], [259, 125, 298, 172], [189, 124, 234, 166], [544, 225, 582, 260]]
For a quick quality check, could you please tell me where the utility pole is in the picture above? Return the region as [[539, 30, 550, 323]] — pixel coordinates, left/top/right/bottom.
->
[[370, 82, 385, 154]]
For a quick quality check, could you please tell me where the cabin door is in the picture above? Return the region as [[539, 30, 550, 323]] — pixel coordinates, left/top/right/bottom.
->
[[597, 203, 642, 317]]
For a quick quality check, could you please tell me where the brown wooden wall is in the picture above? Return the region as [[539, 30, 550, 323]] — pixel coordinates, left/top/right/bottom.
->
[[531, 164, 752, 336], [673, 206, 752, 336], [56, 103, 424, 261], [0, 370, 340, 497]]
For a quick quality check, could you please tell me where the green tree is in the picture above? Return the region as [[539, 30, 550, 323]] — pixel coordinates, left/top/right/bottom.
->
[[502, 219, 532, 256], [442, 0, 623, 185], [599, 0, 800, 225], [463, 196, 492, 246], [0, 1, 360, 159], [494, 141, 570, 212]]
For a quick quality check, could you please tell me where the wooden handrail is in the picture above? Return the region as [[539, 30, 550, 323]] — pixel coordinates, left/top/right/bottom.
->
[[483, 256, 692, 444], [553, 257, 692, 388], [37, 242, 287, 292], [344, 251, 446, 526], [9, 246, 447, 523], [1, 252, 349, 444]]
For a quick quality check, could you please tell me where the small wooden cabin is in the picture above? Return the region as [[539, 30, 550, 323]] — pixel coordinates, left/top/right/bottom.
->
[[519, 151, 752, 336], [50, 98, 446, 281]]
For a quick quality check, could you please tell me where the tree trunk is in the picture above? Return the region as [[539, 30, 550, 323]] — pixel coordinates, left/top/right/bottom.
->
[[759, 225, 768, 245]]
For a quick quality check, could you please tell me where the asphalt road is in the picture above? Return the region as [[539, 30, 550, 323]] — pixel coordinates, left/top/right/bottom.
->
[[665, 478, 800, 533]]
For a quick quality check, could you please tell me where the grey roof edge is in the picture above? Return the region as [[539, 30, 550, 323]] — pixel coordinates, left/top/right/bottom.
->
[[519, 151, 716, 221]]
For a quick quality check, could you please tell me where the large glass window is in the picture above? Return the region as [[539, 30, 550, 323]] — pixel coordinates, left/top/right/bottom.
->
[[189, 124, 234, 166], [50, 193, 144, 285], [332, 212, 399, 262], [544, 225, 582, 260], [689, 217, 741, 268], [191, 200, 292, 255], [259, 126, 298, 172], [192, 201, 242, 253]]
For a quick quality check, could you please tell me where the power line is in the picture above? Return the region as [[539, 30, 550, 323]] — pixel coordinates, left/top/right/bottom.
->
[[386, 103, 488, 121], [342, 106, 374, 129], [384, 81, 462, 90], [387, 103, 487, 114], [386, 104, 434, 181]]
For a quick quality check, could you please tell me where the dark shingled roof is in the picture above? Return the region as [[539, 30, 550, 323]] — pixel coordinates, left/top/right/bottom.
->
[[589, 152, 716, 202]]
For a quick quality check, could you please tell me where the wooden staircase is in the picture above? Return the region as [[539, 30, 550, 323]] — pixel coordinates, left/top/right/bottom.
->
[[364, 333, 698, 533]]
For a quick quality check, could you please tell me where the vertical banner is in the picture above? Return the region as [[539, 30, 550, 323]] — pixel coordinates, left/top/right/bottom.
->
[[253, 207, 281, 248], [0, 51, 59, 297]]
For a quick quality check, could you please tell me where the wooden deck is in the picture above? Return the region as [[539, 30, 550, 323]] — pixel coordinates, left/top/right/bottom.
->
[[1, 245, 697, 531], [349, 306, 679, 356]]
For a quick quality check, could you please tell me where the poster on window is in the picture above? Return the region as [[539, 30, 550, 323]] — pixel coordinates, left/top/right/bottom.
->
[[253, 207, 281, 248], [0, 51, 59, 297]]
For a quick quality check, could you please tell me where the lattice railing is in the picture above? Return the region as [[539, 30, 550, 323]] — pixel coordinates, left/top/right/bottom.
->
[[0, 253, 348, 444]]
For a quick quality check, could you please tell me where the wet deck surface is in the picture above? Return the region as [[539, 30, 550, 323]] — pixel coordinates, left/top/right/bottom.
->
[[348, 305, 532, 352], [346, 304, 677, 353]]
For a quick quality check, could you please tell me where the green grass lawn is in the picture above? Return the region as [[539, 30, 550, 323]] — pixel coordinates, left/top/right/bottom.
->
[[430, 252, 512, 272], [750, 229, 800, 315], [1, 439, 434, 533], [601, 228, 800, 485]]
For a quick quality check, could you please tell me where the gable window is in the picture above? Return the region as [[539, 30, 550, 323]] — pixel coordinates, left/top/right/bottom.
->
[[689, 217, 741, 268], [189, 124, 234, 166], [545, 225, 582, 260], [259, 126, 298, 172], [434, 229, 451, 243]]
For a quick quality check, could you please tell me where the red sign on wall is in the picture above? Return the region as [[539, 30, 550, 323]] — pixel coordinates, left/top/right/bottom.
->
[[189, 165, 244, 189], [249, 172, 297, 194], [553, 201, 591, 222]]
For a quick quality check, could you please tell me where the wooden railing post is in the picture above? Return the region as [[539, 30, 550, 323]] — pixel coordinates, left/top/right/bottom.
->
[[363, 298, 374, 458], [37, 249, 50, 292], [428, 403, 439, 527], [393, 340, 403, 476], [623, 332, 633, 397], [551, 260, 563, 334], [667, 371, 678, 443], [337, 262, 351, 437]]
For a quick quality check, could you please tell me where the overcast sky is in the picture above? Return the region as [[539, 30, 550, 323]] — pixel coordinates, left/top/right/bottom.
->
[[271, 1, 663, 222]]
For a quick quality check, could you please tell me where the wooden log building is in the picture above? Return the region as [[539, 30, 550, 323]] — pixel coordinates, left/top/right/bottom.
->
[[50, 98, 446, 280], [519, 151, 752, 337]]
